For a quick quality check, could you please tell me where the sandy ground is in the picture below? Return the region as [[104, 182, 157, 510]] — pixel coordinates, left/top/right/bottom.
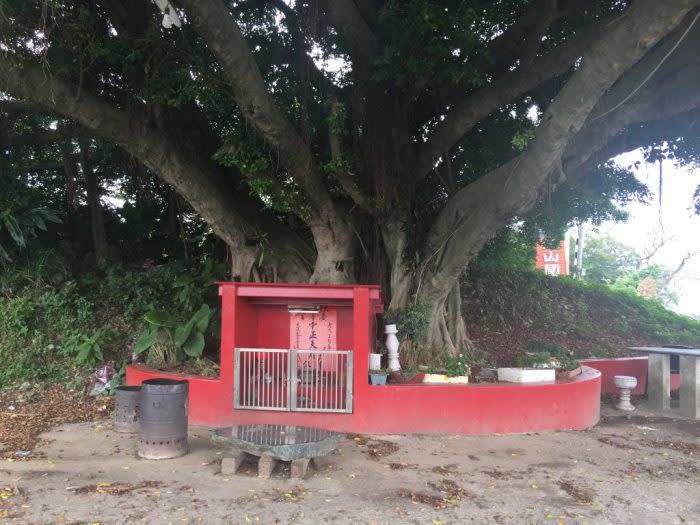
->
[[1, 403, 699, 525]]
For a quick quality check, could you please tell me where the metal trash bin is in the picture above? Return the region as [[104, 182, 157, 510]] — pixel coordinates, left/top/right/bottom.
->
[[137, 378, 189, 459], [114, 385, 141, 433]]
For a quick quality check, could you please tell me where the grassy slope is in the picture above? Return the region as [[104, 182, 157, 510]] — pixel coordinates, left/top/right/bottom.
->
[[462, 269, 700, 366]]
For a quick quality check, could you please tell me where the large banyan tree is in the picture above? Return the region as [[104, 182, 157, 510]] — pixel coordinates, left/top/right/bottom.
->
[[2, 0, 700, 355]]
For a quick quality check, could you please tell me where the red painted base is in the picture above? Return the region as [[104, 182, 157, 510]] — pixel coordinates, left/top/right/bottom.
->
[[581, 357, 680, 395], [126, 364, 601, 435]]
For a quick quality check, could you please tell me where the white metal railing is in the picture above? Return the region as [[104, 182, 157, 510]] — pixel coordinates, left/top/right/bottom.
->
[[234, 348, 353, 413]]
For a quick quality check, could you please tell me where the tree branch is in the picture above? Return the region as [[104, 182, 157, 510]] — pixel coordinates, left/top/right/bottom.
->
[[413, 15, 613, 183], [1, 128, 66, 148], [417, 1, 585, 122], [0, 52, 310, 275], [664, 251, 697, 285], [324, 0, 379, 65], [417, 0, 699, 303], [327, 97, 373, 213], [485, 0, 560, 72], [178, 0, 357, 283], [561, 20, 700, 177], [178, 0, 343, 223], [233, 0, 340, 96]]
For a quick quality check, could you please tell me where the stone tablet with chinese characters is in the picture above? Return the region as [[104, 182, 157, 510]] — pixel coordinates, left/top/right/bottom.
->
[[289, 306, 337, 351]]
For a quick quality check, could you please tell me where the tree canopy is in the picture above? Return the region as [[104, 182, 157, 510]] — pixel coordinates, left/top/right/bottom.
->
[[2, 0, 700, 356]]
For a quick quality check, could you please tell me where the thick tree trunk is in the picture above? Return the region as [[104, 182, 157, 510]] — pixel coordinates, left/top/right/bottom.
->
[[381, 219, 412, 313], [420, 282, 470, 359], [230, 246, 259, 282], [308, 219, 355, 284], [78, 138, 108, 267], [166, 190, 180, 259]]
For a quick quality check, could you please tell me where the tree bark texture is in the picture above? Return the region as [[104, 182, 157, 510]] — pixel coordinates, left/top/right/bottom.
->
[[78, 138, 109, 267]]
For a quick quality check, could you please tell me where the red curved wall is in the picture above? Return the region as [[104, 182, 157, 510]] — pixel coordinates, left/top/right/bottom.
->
[[126, 364, 600, 435], [581, 357, 680, 395]]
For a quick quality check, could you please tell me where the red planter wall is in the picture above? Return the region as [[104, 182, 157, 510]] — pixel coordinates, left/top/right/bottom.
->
[[126, 364, 600, 435]]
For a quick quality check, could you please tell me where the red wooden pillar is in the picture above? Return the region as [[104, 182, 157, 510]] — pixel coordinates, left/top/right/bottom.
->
[[219, 283, 237, 408], [353, 287, 371, 408]]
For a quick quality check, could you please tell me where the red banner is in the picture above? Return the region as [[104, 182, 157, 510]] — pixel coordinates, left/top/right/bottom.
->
[[289, 307, 338, 351], [534, 240, 569, 276]]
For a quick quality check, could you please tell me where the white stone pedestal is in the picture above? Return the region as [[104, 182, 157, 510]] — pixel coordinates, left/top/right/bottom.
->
[[614, 375, 637, 411]]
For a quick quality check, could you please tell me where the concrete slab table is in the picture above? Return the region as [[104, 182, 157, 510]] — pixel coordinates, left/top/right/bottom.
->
[[210, 424, 341, 479], [629, 346, 700, 418]]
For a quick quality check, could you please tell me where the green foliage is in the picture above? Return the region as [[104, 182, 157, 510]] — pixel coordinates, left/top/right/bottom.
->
[[0, 206, 62, 262], [0, 280, 94, 387], [511, 128, 535, 152], [520, 340, 581, 371], [443, 352, 470, 377], [390, 300, 430, 344], [375, 0, 482, 87], [0, 249, 70, 296], [462, 347, 493, 370], [581, 233, 677, 306], [464, 265, 700, 366], [516, 352, 553, 368], [0, 259, 222, 388], [327, 102, 348, 136], [136, 304, 213, 367], [469, 229, 535, 274], [521, 162, 649, 246], [579, 234, 641, 284], [62, 328, 111, 368]]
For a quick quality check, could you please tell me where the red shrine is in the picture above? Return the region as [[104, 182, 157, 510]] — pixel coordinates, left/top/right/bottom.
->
[[127, 282, 601, 435]]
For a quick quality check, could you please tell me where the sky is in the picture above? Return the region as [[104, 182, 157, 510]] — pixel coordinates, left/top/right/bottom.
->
[[587, 150, 700, 317]]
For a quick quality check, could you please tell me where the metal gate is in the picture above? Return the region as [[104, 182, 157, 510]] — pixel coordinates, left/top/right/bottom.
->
[[234, 348, 353, 413]]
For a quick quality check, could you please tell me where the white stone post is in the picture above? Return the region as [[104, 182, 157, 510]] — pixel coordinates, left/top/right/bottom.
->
[[385, 324, 400, 372]]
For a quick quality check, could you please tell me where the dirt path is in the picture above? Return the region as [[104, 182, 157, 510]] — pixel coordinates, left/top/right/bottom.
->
[[2, 407, 699, 524]]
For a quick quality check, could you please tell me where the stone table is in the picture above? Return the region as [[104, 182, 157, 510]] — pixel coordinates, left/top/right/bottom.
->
[[629, 346, 700, 418], [210, 424, 341, 479]]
